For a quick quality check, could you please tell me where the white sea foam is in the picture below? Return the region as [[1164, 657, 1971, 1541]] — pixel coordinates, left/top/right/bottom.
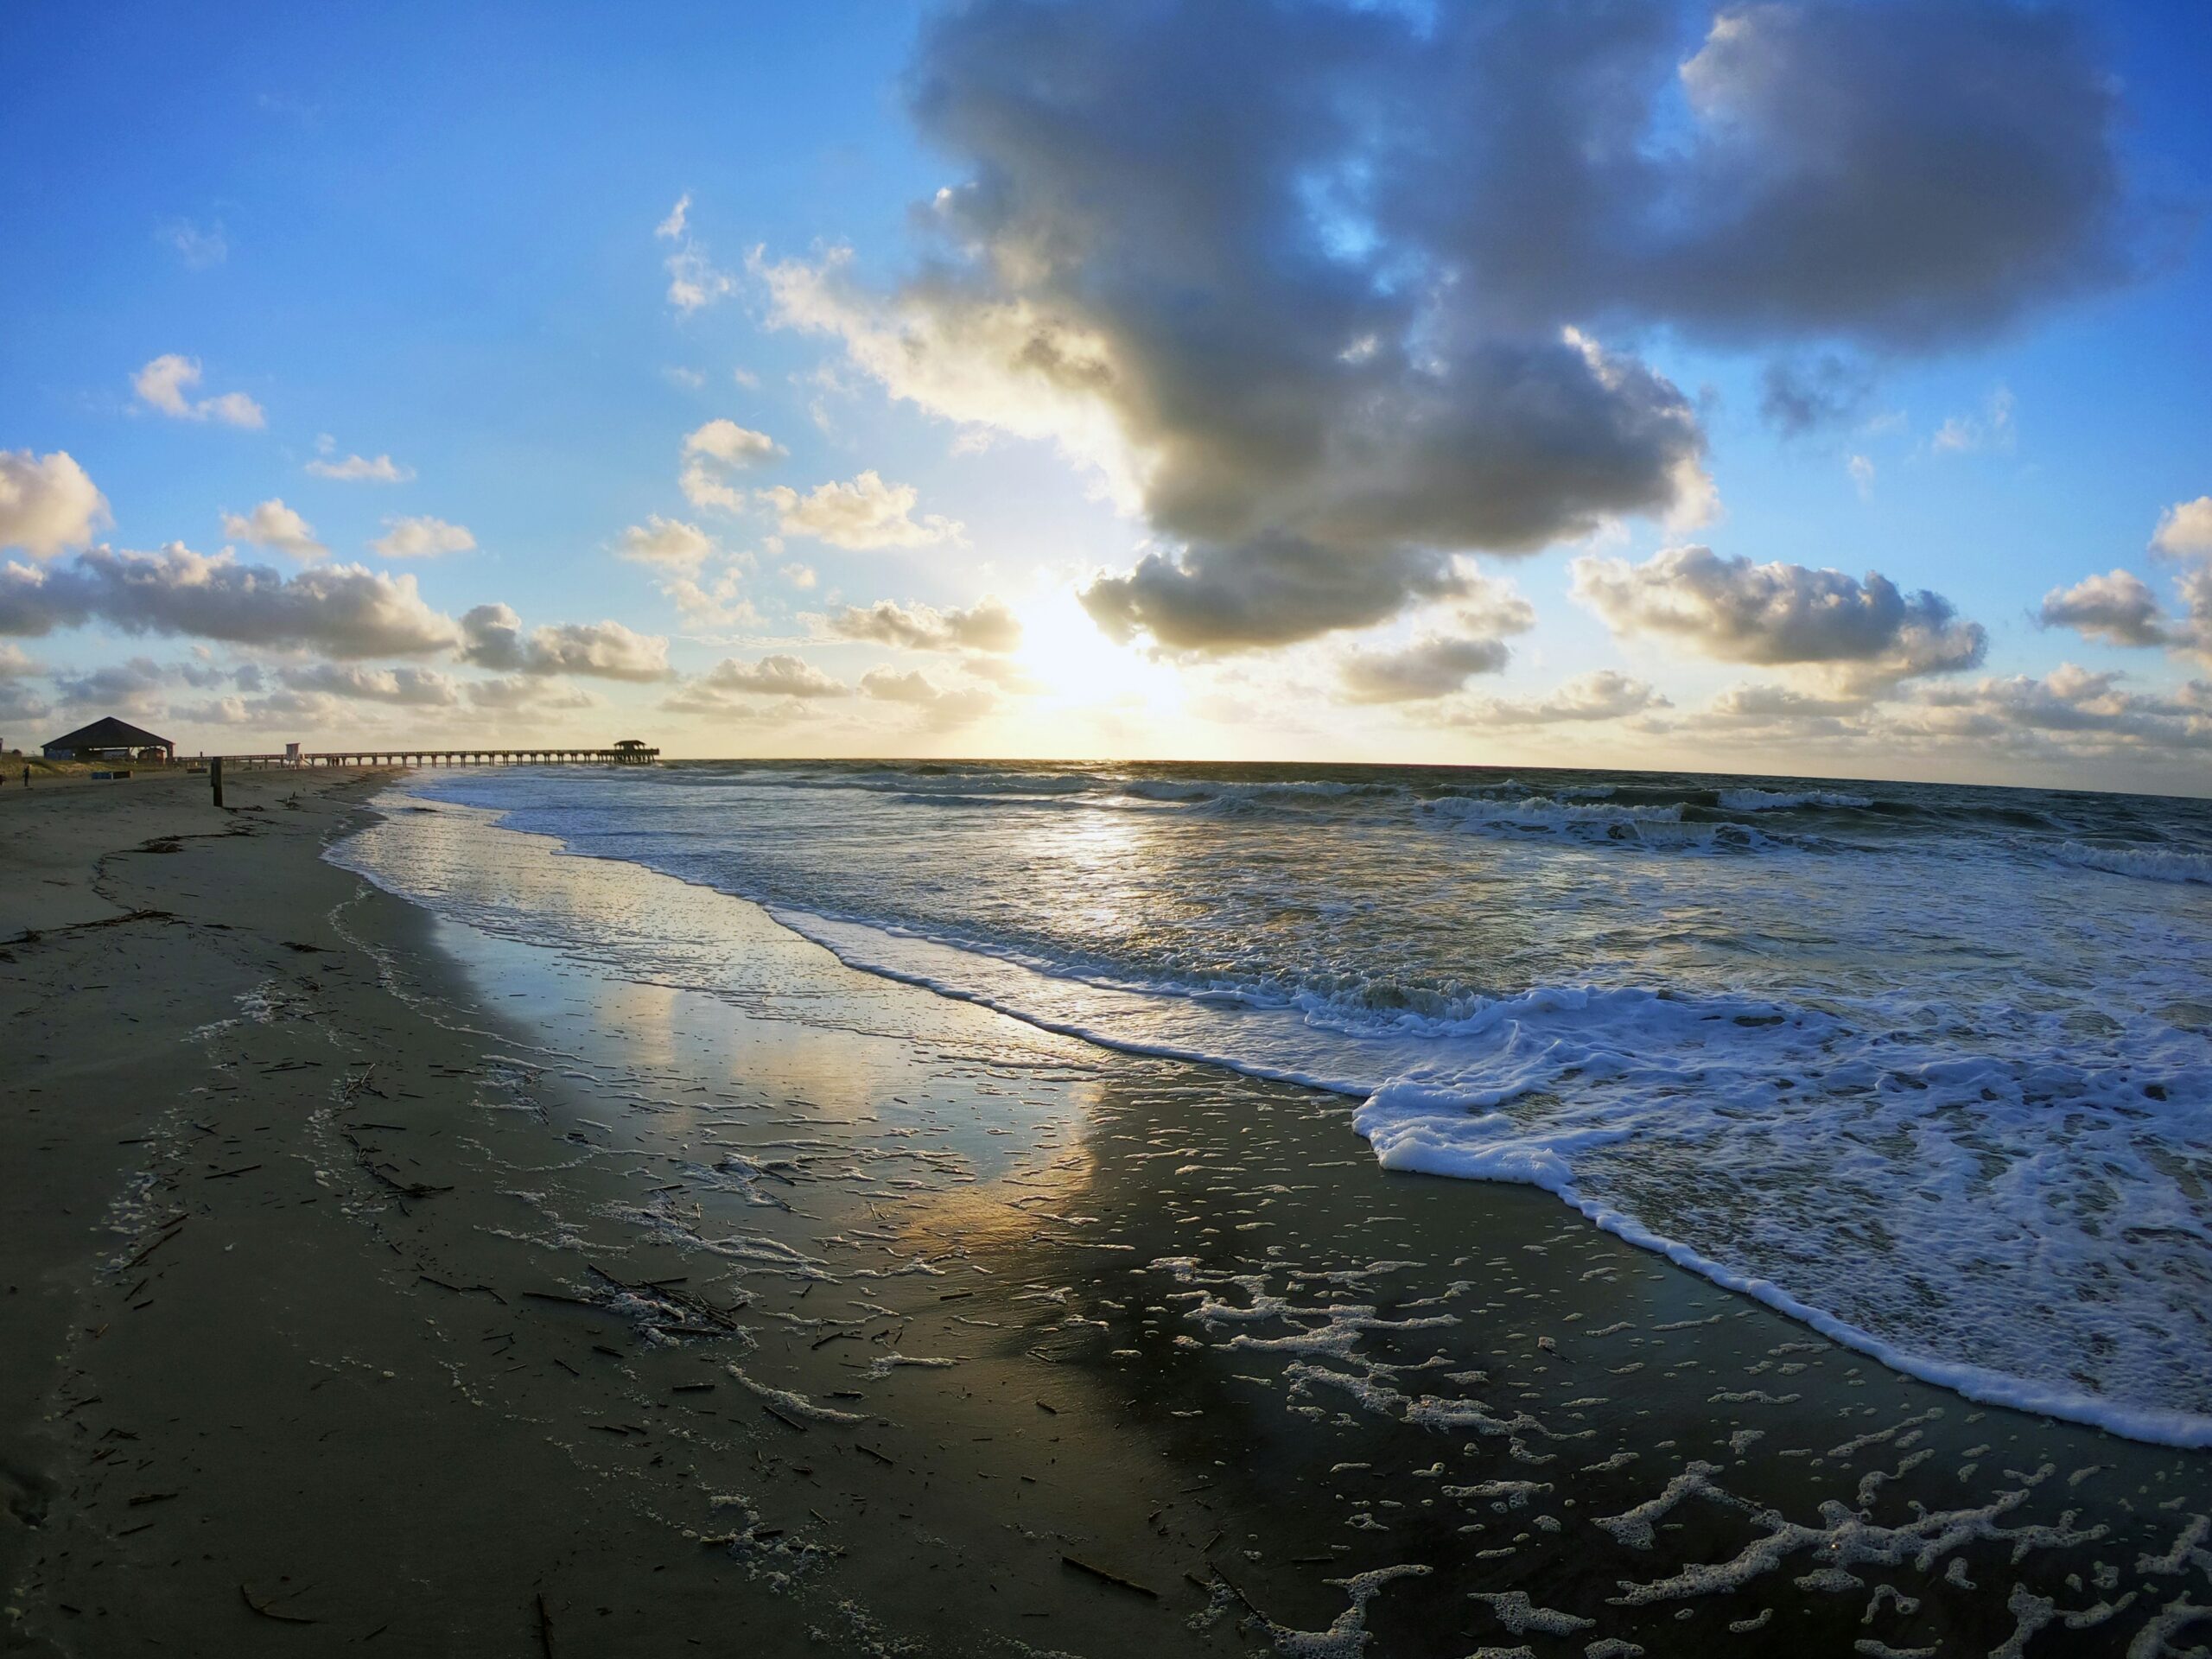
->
[[2055, 841, 2212, 885], [1718, 787, 1874, 811], [333, 761, 2212, 1448]]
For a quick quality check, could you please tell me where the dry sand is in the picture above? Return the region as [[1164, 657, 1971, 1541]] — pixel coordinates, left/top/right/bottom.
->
[[3, 768, 2208, 1657]]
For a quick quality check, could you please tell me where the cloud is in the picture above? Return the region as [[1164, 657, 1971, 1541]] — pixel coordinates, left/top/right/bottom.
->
[[220, 498, 327, 561], [2152, 497, 2212, 560], [679, 418, 785, 511], [1458, 670, 1668, 727], [371, 516, 476, 559], [306, 444, 413, 482], [1847, 454, 1876, 498], [1340, 635, 1510, 703], [762, 0, 2126, 652], [1900, 663, 2211, 759], [617, 515, 716, 573], [1083, 537, 1469, 654], [658, 194, 736, 312], [1759, 355, 1877, 437], [781, 562, 817, 590], [675, 654, 849, 707], [160, 219, 227, 270], [131, 354, 264, 428], [760, 471, 962, 550], [1706, 682, 1870, 724], [0, 450, 110, 559], [0, 544, 461, 658], [1337, 577, 1536, 702], [51, 655, 180, 714], [860, 664, 997, 727], [1571, 544, 1986, 689], [824, 595, 1020, 653], [459, 604, 671, 681], [1930, 385, 2015, 455], [2037, 569, 2171, 649], [0, 642, 50, 722], [276, 662, 461, 706]]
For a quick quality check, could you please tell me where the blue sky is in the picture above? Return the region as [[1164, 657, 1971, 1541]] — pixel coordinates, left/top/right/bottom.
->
[[3, 0, 2209, 790]]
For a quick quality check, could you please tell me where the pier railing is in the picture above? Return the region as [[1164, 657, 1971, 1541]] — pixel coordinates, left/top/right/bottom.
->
[[219, 747, 660, 769]]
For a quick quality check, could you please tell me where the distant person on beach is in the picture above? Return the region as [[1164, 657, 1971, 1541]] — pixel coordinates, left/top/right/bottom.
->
[[20, 766, 27, 787]]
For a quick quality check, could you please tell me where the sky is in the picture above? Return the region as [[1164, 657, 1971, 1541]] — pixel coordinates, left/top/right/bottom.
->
[[3, 0, 2209, 792]]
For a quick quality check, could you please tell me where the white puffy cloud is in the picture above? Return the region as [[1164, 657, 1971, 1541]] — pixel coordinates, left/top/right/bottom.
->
[[671, 654, 849, 709], [131, 354, 265, 428], [221, 498, 327, 561], [372, 516, 476, 559], [276, 663, 462, 706], [656, 194, 690, 240], [860, 664, 996, 727], [1571, 544, 1985, 690], [759, 471, 961, 550], [823, 595, 1020, 653], [0, 450, 110, 559], [616, 515, 716, 573], [657, 196, 736, 312], [459, 604, 671, 681], [0, 544, 461, 658], [306, 446, 413, 482], [1456, 670, 1668, 727], [1900, 663, 2211, 758], [2152, 497, 2212, 560], [679, 418, 785, 511]]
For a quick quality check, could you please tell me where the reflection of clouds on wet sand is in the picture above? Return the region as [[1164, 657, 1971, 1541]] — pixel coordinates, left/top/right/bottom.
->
[[329, 795, 2212, 1656]]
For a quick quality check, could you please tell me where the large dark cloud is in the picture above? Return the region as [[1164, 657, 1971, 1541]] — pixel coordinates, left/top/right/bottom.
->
[[768, 0, 2131, 652], [0, 544, 461, 658]]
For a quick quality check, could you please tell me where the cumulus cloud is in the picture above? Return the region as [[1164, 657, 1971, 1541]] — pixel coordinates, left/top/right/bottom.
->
[[275, 663, 461, 706], [1572, 544, 1986, 690], [1459, 670, 1668, 727], [0, 642, 50, 722], [221, 498, 327, 560], [617, 515, 716, 573], [0, 544, 461, 658], [131, 354, 265, 428], [860, 665, 996, 727], [1337, 576, 1536, 702], [670, 654, 849, 710], [459, 604, 671, 681], [760, 471, 962, 550], [679, 418, 785, 511], [1707, 683, 1870, 724], [824, 595, 1020, 653], [1083, 537, 1468, 654], [1340, 636, 1510, 704], [371, 516, 475, 559], [1901, 663, 2211, 758], [306, 442, 413, 482], [2037, 569, 2171, 649], [761, 0, 2127, 652], [51, 655, 182, 714], [2152, 497, 2212, 561], [656, 194, 690, 241], [0, 450, 110, 559]]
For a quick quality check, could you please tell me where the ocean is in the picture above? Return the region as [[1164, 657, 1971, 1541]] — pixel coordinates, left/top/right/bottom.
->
[[336, 758, 2212, 1448]]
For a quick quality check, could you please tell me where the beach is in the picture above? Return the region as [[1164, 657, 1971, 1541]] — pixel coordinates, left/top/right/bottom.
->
[[3, 766, 2209, 1657]]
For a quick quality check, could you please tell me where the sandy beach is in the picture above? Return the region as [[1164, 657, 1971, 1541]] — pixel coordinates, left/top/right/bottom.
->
[[3, 769, 2208, 1657]]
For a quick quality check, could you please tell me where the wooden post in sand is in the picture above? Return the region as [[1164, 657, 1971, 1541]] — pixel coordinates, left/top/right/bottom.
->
[[210, 754, 224, 809]]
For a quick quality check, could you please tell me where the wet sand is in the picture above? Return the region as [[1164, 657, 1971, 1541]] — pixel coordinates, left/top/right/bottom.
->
[[3, 771, 2209, 1656]]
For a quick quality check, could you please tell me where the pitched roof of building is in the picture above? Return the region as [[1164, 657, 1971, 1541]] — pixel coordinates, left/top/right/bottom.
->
[[44, 715, 175, 751]]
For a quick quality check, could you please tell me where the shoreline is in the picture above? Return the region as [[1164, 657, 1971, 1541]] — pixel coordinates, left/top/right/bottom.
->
[[4, 768, 2209, 1656]]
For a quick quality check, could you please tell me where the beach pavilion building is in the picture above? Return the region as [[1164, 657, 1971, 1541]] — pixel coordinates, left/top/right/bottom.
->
[[41, 716, 176, 764]]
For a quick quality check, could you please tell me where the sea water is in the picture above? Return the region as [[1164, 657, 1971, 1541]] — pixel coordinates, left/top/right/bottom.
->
[[340, 760, 2212, 1446]]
